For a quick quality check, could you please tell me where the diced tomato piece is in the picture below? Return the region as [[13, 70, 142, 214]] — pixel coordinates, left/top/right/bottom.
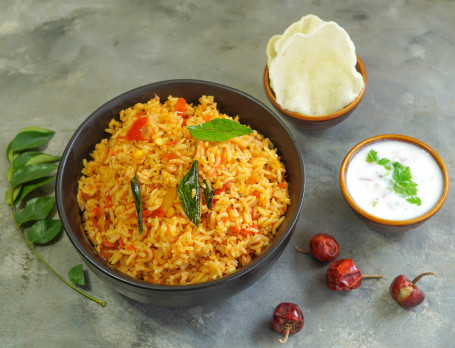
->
[[99, 246, 113, 260], [150, 207, 165, 218], [142, 210, 152, 217], [164, 152, 179, 160], [165, 139, 180, 146], [174, 98, 186, 116], [126, 116, 149, 141], [105, 186, 114, 208]]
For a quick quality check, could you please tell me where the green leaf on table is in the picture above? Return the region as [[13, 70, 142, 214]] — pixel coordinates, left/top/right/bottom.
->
[[177, 160, 200, 226], [10, 163, 58, 187], [13, 151, 60, 170], [5, 186, 22, 206], [8, 129, 55, 152], [68, 264, 87, 286], [14, 196, 55, 225], [185, 118, 252, 142], [6, 167, 14, 182], [14, 176, 54, 205], [6, 143, 17, 165], [27, 219, 62, 244]]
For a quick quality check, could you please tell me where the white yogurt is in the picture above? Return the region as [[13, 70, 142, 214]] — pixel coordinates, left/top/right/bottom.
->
[[346, 140, 444, 220]]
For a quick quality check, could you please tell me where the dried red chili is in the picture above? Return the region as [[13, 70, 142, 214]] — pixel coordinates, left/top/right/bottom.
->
[[296, 233, 340, 263], [271, 302, 304, 344], [327, 258, 383, 291]]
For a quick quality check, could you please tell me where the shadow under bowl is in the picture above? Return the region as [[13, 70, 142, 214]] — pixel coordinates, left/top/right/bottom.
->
[[55, 79, 305, 307], [263, 55, 367, 130], [339, 134, 449, 233]]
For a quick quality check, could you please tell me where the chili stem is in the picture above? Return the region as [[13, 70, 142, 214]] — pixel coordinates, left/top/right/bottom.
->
[[412, 272, 437, 285], [12, 208, 106, 307], [278, 324, 292, 344], [295, 246, 309, 254], [362, 274, 383, 279]]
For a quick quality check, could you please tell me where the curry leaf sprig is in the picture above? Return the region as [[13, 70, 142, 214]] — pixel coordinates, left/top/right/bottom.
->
[[366, 149, 422, 206], [6, 127, 105, 306]]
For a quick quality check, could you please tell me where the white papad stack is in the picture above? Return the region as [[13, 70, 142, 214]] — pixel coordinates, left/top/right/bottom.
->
[[267, 14, 365, 116]]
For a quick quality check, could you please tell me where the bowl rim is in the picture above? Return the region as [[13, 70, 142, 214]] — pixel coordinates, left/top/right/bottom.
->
[[339, 134, 449, 227], [263, 55, 367, 122], [56, 78, 305, 292]]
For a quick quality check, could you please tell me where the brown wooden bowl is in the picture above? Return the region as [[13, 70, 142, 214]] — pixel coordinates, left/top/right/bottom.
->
[[339, 134, 449, 233], [263, 55, 367, 130]]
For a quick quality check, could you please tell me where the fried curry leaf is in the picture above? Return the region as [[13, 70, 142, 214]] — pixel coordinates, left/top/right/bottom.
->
[[186, 118, 253, 142], [177, 160, 200, 226], [27, 219, 62, 244], [131, 169, 144, 235], [68, 264, 87, 286]]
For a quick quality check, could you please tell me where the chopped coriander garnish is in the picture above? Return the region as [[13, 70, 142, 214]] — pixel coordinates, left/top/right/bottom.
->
[[366, 149, 421, 206]]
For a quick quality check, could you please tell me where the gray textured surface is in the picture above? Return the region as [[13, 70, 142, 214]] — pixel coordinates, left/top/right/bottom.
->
[[1, 1, 454, 347]]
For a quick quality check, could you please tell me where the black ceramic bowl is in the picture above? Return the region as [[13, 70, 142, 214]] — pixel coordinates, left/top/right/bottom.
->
[[56, 79, 305, 307]]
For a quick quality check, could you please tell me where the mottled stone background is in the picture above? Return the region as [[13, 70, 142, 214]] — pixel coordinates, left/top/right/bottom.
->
[[1, 1, 454, 347]]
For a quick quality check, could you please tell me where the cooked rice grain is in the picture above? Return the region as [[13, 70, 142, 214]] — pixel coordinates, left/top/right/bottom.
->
[[77, 95, 290, 285]]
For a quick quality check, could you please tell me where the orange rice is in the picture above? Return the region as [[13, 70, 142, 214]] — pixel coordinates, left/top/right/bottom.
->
[[77, 95, 290, 285]]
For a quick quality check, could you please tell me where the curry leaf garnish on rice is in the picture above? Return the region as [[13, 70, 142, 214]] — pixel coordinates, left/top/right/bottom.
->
[[204, 180, 214, 210], [5, 127, 105, 307], [130, 169, 144, 235], [185, 118, 253, 141], [177, 160, 200, 226]]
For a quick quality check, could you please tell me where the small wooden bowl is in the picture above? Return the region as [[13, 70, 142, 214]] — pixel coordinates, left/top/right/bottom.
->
[[263, 55, 367, 130], [339, 134, 449, 233]]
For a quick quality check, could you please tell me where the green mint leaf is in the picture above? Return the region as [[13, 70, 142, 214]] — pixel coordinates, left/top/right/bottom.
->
[[13, 151, 60, 170], [177, 160, 200, 226], [14, 196, 55, 225], [10, 163, 58, 187], [204, 180, 214, 210], [366, 149, 378, 163], [13, 176, 54, 205], [27, 219, 62, 244], [186, 118, 253, 142], [130, 169, 143, 235], [68, 264, 87, 286], [9, 130, 55, 152]]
